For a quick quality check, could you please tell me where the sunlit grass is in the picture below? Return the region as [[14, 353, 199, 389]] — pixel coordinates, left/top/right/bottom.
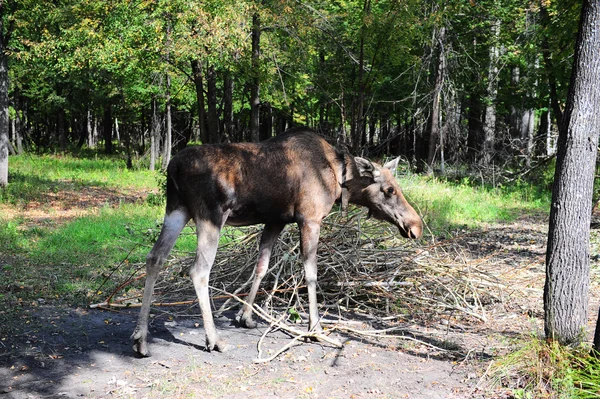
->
[[1, 153, 158, 205], [488, 335, 600, 398], [397, 174, 550, 235]]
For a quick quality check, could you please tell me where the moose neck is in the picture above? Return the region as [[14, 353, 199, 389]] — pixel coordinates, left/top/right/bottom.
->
[[340, 155, 372, 207]]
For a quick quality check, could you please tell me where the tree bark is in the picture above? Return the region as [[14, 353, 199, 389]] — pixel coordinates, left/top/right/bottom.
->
[[250, 13, 261, 142], [544, 0, 600, 346]]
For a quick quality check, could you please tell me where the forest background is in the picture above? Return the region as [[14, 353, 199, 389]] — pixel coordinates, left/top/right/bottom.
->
[[0, 0, 581, 173]]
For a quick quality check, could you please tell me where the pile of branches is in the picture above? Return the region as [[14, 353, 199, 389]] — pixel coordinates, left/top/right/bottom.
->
[[92, 209, 504, 328]]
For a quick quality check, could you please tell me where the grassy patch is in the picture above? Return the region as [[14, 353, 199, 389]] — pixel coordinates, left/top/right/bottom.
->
[[0, 204, 200, 303], [397, 174, 550, 235], [489, 336, 600, 398], [1, 154, 157, 205]]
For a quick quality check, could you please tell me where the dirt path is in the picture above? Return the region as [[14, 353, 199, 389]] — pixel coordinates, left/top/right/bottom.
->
[[0, 305, 473, 398]]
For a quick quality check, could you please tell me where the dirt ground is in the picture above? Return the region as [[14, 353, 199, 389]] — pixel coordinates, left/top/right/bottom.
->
[[2, 189, 600, 399]]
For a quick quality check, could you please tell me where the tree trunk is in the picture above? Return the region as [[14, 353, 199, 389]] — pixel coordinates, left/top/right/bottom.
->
[[161, 73, 172, 170], [427, 26, 446, 172], [191, 59, 207, 144], [206, 65, 220, 144], [467, 93, 483, 163], [149, 97, 158, 171], [0, 17, 9, 187], [540, 3, 564, 132], [103, 103, 112, 154], [223, 71, 233, 143], [544, 0, 600, 347], [250, 13, 261, 142], [482, 19, 500, 166], [87, 109, 94, 148]]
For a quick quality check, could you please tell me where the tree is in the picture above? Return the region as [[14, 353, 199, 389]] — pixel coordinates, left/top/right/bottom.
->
[[0, 0, 16, 187], [544, 0, 600, 346]]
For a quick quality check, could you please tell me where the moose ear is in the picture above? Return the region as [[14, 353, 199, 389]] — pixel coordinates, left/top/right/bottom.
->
[[355, 157, 381, 179], [383, 157, 400, 176]]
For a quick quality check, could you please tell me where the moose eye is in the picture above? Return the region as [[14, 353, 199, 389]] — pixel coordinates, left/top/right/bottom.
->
[[386, 187, 395, 196]]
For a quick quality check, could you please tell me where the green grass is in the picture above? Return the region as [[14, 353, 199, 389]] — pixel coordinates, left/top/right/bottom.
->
[[0, 153, 158, 205], [489, 336, 600, 398], [397, 174, 550, 234]]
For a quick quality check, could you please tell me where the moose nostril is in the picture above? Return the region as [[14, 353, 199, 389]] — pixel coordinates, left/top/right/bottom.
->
[[408, 225, 422, 239]]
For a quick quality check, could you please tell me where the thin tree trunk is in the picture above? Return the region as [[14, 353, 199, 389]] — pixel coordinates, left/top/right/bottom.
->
[[223, 72, 233, 143], [482, 19, 500, 166], [540, 2, 564, 132], [544, 0, 600, 347], [150, 98, 158, 171], [0, 14, 9, 187], [354, 0, 370, 152], [87, 108, 95, 148], [191, 59, 207, 144], [427, 26, 446, 172], [250, 13, 261, 142], [161, 72, 172, 170], [206, 65, 219, 144], [103, 103, 112, 154]]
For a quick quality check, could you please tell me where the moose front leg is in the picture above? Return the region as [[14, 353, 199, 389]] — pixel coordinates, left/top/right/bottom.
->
[[299, 220, 323, 333], [238, 223, 285, 328]]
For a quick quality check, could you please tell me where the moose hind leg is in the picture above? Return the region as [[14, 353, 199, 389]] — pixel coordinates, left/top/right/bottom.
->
[[189, 219, 224, 351], [299, 220, 323, 333], [238, 223, 284, 328], [132, 209, 190, 357]]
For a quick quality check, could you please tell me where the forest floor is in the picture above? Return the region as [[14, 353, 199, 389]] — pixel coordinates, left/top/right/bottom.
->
[[1, 185, 600, 399]]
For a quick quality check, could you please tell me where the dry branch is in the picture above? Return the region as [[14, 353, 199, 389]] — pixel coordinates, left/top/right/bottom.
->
[[92, 209, 507, 347]]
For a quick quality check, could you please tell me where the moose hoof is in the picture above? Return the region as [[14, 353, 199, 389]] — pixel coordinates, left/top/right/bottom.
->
[[131, 330, 151, 357], [132, 338, 151, 357], [238, 316, 256, 329], [206, 338, 231, 353]]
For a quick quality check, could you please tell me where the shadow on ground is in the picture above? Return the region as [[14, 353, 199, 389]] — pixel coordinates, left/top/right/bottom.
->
[[0, 304, 473, 399]]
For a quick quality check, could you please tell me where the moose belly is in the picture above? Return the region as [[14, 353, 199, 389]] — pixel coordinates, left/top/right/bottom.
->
[[225, 203, 295, 227]]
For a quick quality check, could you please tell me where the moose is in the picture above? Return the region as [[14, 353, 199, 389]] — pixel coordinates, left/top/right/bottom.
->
[[131, 128, 423, 356]]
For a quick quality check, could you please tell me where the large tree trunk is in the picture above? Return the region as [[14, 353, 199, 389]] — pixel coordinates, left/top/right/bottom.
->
[[482, 19, 500, 166], [544, 0, 600, 347], [250, 13, 261, 142]]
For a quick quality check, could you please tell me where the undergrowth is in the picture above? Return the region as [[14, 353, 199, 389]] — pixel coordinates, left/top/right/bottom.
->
[[488, 336, 600, 398]]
